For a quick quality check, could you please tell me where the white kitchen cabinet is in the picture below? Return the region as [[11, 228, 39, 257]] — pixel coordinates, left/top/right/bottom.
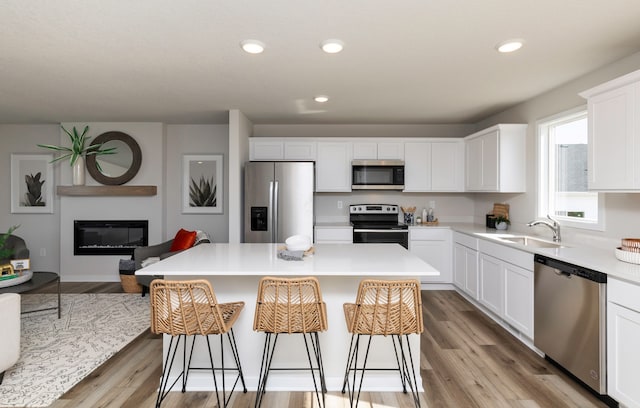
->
[[404, 141, 464, 192], [479, 253, 503, 316], [315, 142, 352, 192], [477, 239, 534, 339], [352, 141, 404, 160], [250, 139, 284, 160], [503, 262, 533, 338], [464, 124, 527, 192], [409, 228, 451, 284], [607, 277, 640, 408], [579, 69, 640, 191], [250, 138, 316, 161], [452, 232, 478, 299], [284, 140, 316, 160], [314, 226, 353, 244]]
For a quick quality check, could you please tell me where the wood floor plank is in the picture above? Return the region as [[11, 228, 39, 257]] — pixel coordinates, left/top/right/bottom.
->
[[27, 284, 613, 407]]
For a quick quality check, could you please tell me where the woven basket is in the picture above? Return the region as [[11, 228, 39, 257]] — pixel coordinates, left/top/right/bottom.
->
[[120, 274, 142, 293]]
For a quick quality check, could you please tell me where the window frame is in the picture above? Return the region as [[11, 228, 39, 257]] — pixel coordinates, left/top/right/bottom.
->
[[536, 106, 605, 231]]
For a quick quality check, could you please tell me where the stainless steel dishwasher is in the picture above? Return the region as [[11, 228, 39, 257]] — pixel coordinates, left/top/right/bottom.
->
[[534, 254, 607, 395]]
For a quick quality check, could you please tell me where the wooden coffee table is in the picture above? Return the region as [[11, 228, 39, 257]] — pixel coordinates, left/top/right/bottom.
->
[[0, 271, 60, 318]]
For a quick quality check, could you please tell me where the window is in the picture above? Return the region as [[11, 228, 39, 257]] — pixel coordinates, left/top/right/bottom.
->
[[537, 108, 604, 230]]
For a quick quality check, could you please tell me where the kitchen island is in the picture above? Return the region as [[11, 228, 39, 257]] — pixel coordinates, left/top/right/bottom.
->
[[136, 243, 438, 393]]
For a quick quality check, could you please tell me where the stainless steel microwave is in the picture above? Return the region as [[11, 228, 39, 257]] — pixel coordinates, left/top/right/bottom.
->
[[351, 160, 405, 190]]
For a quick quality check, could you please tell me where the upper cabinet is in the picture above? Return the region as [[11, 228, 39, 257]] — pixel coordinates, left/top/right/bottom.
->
[[315, 141, 352, 192], [404, 141, 464, 192], [250, 138, 316, 161], [464, 124, 527, 192], [352, 141, 404, 160], [579, 69, 640, 191]]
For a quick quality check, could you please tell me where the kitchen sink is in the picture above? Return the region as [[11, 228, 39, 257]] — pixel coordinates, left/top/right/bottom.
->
[[498, 236, 563, 248]]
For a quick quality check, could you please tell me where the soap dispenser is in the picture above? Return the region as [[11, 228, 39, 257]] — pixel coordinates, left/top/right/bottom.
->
[[422, 208, 428, 224]]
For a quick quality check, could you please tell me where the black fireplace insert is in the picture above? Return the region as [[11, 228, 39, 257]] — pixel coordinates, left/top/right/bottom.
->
[[74, 220, 149, 256]]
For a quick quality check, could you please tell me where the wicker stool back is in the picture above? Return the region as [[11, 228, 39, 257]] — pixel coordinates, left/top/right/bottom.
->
[[150, 279, 246, 408]]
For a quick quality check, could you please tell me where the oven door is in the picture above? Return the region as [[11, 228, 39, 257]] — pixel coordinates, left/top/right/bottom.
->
[[353, 228, 408, 249]]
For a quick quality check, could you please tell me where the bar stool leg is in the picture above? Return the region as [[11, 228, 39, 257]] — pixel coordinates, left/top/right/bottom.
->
[[302, 332, 326, 408], [156, 335, 185, 408], [255, 333, 279, 408], [227, 328, 248, 393]]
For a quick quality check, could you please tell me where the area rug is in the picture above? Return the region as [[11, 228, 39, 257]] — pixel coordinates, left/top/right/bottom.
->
[[0, 293, 150, 407]]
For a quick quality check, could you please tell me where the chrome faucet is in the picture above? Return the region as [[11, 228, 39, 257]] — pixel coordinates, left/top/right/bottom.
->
[[527, 215, 561, 242]]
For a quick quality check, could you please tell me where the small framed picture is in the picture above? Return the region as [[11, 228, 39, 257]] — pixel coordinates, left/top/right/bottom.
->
[[182, 154, 223, 214], [11, 154, 54, 214]]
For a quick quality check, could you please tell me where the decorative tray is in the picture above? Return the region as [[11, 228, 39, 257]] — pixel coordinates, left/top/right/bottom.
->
[[615, 247, 640, 265], [420, 219, 439, 226]]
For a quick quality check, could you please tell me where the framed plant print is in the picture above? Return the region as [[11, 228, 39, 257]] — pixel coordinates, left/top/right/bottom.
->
[[11, 154, 54, 214], [182, 154, 223, 214]]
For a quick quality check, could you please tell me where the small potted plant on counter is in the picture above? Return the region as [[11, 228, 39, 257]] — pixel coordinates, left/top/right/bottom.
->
[[494, 215, 511, 230]]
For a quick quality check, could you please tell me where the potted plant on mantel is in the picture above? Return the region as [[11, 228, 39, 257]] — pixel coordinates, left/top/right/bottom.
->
[[38, 125, 116, 186]]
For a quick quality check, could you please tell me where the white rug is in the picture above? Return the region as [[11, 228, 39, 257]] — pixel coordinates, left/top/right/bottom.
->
[[0, 293, 150, 407]]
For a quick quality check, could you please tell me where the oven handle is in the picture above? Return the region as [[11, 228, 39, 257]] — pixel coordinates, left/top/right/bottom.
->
[[353, 229, 409, 233]]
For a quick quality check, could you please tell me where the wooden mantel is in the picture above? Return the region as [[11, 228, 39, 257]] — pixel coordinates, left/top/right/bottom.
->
[[57, 185, 157, 196]]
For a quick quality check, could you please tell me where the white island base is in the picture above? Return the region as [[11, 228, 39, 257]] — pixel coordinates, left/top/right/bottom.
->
[[137, 243, 438, 393]]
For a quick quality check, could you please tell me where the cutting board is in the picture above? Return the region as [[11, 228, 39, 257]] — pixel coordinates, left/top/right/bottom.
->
[[492, 203, 510, 219]]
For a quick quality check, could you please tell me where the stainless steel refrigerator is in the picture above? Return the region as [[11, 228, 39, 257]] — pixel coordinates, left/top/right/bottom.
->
[[244, 161, 315, 243]]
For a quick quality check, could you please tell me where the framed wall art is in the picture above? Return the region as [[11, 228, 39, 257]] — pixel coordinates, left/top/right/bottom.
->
[[182, 154, 223, 214], [11, 154, 54, 214]]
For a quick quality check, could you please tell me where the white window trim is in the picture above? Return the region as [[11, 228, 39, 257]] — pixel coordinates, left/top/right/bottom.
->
[[536, 106, 605, 231]]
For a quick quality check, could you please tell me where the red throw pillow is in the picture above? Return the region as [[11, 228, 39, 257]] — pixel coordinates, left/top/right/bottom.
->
[[170, 228, 197, 252]]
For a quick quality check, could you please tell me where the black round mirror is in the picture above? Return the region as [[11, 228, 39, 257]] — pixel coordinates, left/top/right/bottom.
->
[[86, 131, 142, 185]]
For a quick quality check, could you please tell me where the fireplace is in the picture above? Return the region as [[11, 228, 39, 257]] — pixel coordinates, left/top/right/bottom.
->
[[74, 220, 148, 256]]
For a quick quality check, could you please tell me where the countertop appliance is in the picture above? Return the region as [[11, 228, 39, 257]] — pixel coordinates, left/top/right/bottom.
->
[[244, 161, 314, 243], [534, 254, 607, 395], [351, 160, 404, 190], [350, 204, 408, 249]]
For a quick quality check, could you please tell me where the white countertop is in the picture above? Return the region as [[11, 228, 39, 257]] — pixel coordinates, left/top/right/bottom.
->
[[136, 243, 439, 277], [415, 222, 640, 285]]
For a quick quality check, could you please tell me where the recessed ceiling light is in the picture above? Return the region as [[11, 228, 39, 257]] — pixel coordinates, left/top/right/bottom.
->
[[240, 39, 265, 54], [320, 39, 344, 54], [496, 39, 524, 53], [314, 95, 329, 103]]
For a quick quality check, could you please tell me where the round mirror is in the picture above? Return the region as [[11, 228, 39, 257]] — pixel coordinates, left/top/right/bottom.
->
[[86, 131, 142, 185]]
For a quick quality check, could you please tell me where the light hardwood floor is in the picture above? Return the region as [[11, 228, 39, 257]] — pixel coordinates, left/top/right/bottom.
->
[[27, 283, 608, 408]]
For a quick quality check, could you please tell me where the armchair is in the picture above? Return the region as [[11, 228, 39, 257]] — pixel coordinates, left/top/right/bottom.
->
[[134, 230, 211, 295], [0, 293, 20, 384]]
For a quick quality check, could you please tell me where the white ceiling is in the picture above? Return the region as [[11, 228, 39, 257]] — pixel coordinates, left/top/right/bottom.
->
[[2, 0, 640, 125]]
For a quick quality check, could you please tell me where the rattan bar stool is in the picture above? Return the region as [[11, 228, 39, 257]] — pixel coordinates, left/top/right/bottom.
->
[[150, 279, 247, 408], [342, 279, 424, 408], [253, 276, 328, 408]]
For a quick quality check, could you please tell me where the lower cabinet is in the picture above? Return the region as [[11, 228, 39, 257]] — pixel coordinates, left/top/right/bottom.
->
[[409, 228, 452, 284], [314, 226, 353, 244], [479, 254, 503, 316], [452, 232, 479, 298], [607, 277, 640, 408], [475, 239, 534, 340]]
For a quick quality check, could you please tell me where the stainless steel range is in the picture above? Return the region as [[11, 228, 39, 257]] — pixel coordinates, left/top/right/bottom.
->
[[350, 204, 408, 249]]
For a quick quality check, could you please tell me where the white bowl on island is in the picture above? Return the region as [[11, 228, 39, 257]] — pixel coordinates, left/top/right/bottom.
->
[[285, 235, 312, 251]]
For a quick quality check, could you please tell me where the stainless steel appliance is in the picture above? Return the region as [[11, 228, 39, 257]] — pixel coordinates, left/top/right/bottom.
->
[[244, 161, 314, 243], [534, 254, 607, 395], [351, 160, 404, 190], [350, 204, 408, 249]]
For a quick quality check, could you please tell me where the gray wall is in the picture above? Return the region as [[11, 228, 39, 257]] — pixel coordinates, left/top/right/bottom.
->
[[0, 124, 60, 273], [475, 50, 640, 245]]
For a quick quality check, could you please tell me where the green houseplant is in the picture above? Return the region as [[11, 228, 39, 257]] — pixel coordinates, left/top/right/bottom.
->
[[38, 125, 116, 185], [494, 215, 511, 230], [0, 225, 20, 262]]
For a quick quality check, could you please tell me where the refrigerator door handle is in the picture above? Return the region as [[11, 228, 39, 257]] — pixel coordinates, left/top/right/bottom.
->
[[273, 181, 279, 242], [268, 181, 274, 242]]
